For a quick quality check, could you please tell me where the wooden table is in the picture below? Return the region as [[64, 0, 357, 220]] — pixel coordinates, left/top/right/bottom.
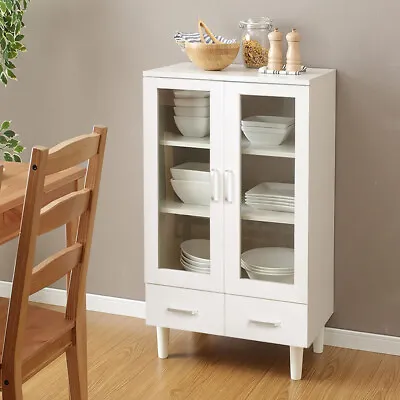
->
[[0, 162, 86, 246]]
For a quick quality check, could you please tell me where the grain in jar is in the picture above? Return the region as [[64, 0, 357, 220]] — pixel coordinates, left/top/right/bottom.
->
[[239, 17, 273, 68]]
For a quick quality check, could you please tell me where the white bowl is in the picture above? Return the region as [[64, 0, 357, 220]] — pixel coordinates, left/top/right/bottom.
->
[[171, 179, 210, 206], [174, 90, 210, 99], [242, 115, 295, 129], [170, 162, 210, 182], [241, 124, 294, 135], [174, 116, 210, 138], [174, 106, 210, 117], [245, 269, 294, 283], [241, 247, 294, 270], [174, 98, 210, 107], [242, 131, 287, 146], [181, 239, 210, 262]]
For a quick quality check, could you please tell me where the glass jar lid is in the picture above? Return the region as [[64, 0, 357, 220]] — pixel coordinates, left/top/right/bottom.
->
[[239, 17, 273, 30]]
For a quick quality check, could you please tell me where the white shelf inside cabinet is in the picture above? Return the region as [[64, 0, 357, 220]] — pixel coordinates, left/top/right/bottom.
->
[[160, 200, 209, 218], [241, 204, 294, 224], [160, 200, 294, 225], [241, 139, 295, 158], [161, 132, 295, 158], [161, 132, 210, 149]]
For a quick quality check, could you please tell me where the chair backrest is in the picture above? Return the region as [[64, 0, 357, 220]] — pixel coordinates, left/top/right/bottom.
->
[[2, 126, 107, 370]]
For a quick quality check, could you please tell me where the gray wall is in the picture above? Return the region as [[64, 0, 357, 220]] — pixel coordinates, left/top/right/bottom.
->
[[1, 1, 400, 336]]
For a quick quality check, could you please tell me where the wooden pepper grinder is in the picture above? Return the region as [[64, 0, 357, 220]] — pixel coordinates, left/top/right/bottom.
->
[[286, 29, 302, 72], [267, 28, 283, 71]]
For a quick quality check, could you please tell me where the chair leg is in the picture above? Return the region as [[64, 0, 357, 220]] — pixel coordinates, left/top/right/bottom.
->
[[66, 319, 88, 400]]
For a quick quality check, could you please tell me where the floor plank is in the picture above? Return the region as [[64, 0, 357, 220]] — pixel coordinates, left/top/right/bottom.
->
[[0, 310, 398, 399]]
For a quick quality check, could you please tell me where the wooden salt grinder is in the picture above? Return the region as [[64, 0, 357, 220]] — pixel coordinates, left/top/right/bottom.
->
[[286, 29, 302, 72], [267, 28, 283, 71]]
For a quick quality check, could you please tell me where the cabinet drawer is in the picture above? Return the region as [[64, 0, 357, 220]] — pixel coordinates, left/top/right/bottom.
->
[[146, 284, 224, 336], [225, 295, 308, 347]]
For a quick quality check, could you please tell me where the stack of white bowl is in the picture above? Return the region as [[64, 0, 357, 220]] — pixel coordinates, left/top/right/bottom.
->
[[180, 239, 210, 274], [173, 90, 210, 137], [245, 182, 294, 213], [170, 162, 210, 206], [241, 247, 294, 283], [241, 116, 295, 146]]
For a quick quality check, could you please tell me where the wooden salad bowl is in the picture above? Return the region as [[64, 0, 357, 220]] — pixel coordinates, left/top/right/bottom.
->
[[185, 21, 240, 71]]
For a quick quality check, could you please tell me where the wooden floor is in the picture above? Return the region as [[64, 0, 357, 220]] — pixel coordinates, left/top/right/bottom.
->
[[7, 310, 400, 399]]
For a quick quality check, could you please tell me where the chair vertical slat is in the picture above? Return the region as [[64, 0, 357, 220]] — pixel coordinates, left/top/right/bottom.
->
[[2, 147, 48, 398]]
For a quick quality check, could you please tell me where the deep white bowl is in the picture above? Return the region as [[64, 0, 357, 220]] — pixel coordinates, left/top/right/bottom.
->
[[241, 247, 294, 270], [242, 115, 295, 129], [171, 179, 210, 206], [170, 162, 210, 182], [174, 116, 210, 137], [174, 106, 210, 117], [174, 90, 210, 99], [174, 98, 210, 107], [242, 125, 293, 146]]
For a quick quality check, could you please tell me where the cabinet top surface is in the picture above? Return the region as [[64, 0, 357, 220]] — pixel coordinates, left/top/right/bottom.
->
[[143, 63, 335, 86]]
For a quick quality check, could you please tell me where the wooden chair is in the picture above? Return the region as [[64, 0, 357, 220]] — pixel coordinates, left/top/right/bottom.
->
[[0, 126, 107, 399]]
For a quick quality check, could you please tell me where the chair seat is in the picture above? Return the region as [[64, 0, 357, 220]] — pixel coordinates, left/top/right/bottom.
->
[[0, 297, 75, 380]]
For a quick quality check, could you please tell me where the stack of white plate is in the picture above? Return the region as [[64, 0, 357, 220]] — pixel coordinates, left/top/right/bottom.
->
[[170, 162, 210, 206], [241, 247, 294, 283], [241, 116, 295, 146], [245, 182, 294, 213], [180, 239, 210, 274], [173, 90, 210, 138]]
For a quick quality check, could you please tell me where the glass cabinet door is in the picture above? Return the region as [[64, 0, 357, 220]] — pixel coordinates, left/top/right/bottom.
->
[[143, 78, 224, 292], [223, 82, 310, 303]]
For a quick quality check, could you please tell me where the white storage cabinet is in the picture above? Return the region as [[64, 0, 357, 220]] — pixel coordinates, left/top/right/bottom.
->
[[143, 63, 336, 380]]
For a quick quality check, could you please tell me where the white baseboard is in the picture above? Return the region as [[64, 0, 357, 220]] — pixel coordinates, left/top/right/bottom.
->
[[0, 280, 146, 319], [1, 280, 399, 357]]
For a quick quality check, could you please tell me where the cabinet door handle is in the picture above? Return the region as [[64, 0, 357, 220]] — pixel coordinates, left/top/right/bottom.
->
[[210, 169, 220, 202], [224, 170, 234, 203], [167, 307, 198, 316], [249, 319, 281, 328]]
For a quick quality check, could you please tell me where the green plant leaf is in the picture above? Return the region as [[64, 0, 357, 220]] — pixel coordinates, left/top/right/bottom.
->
[[7, 138, 18, 148], [14, 144, 24, 153], [0, 136, 7, 144], [12, 154, 21, 162], [6, 68, 16, 79], [3, 129, 15, 137], [1, 121, 11, 130], [1, 73, 8, 85], [3, 152, 13, 162]]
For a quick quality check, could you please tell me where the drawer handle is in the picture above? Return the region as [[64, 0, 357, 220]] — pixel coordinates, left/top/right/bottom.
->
[[249, 319, 281, 328], [167, 307, 198, 316]]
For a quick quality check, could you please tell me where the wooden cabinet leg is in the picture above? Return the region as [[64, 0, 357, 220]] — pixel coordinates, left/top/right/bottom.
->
[[290, 346, 304, 380], [157, 327, 170, 359], [313, 327, 325, 354]]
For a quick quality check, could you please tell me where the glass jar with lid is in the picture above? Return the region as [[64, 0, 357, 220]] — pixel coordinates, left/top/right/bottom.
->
[[239, 17, 273, 68]]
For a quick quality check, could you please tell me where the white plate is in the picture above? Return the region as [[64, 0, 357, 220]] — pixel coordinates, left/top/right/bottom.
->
[[170, 162, 210, 182], [241, 247, 294, 270], [174, 106, 210, 117], [245, 203, 294, 213], [241, 262, 293, 275], [174, 98, 210, 107], [174, 116, 210, 138], [181, 253, 210, 268], [181, 239, 210, 262], [171, 179, 210, 206], [181, 263, 210, 274], [181, 258, 210, 274], [174, 90, 210, 99], [242, 115, 295, 129], [246, 182, 294, 198], [245, 196, 294, 205]]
